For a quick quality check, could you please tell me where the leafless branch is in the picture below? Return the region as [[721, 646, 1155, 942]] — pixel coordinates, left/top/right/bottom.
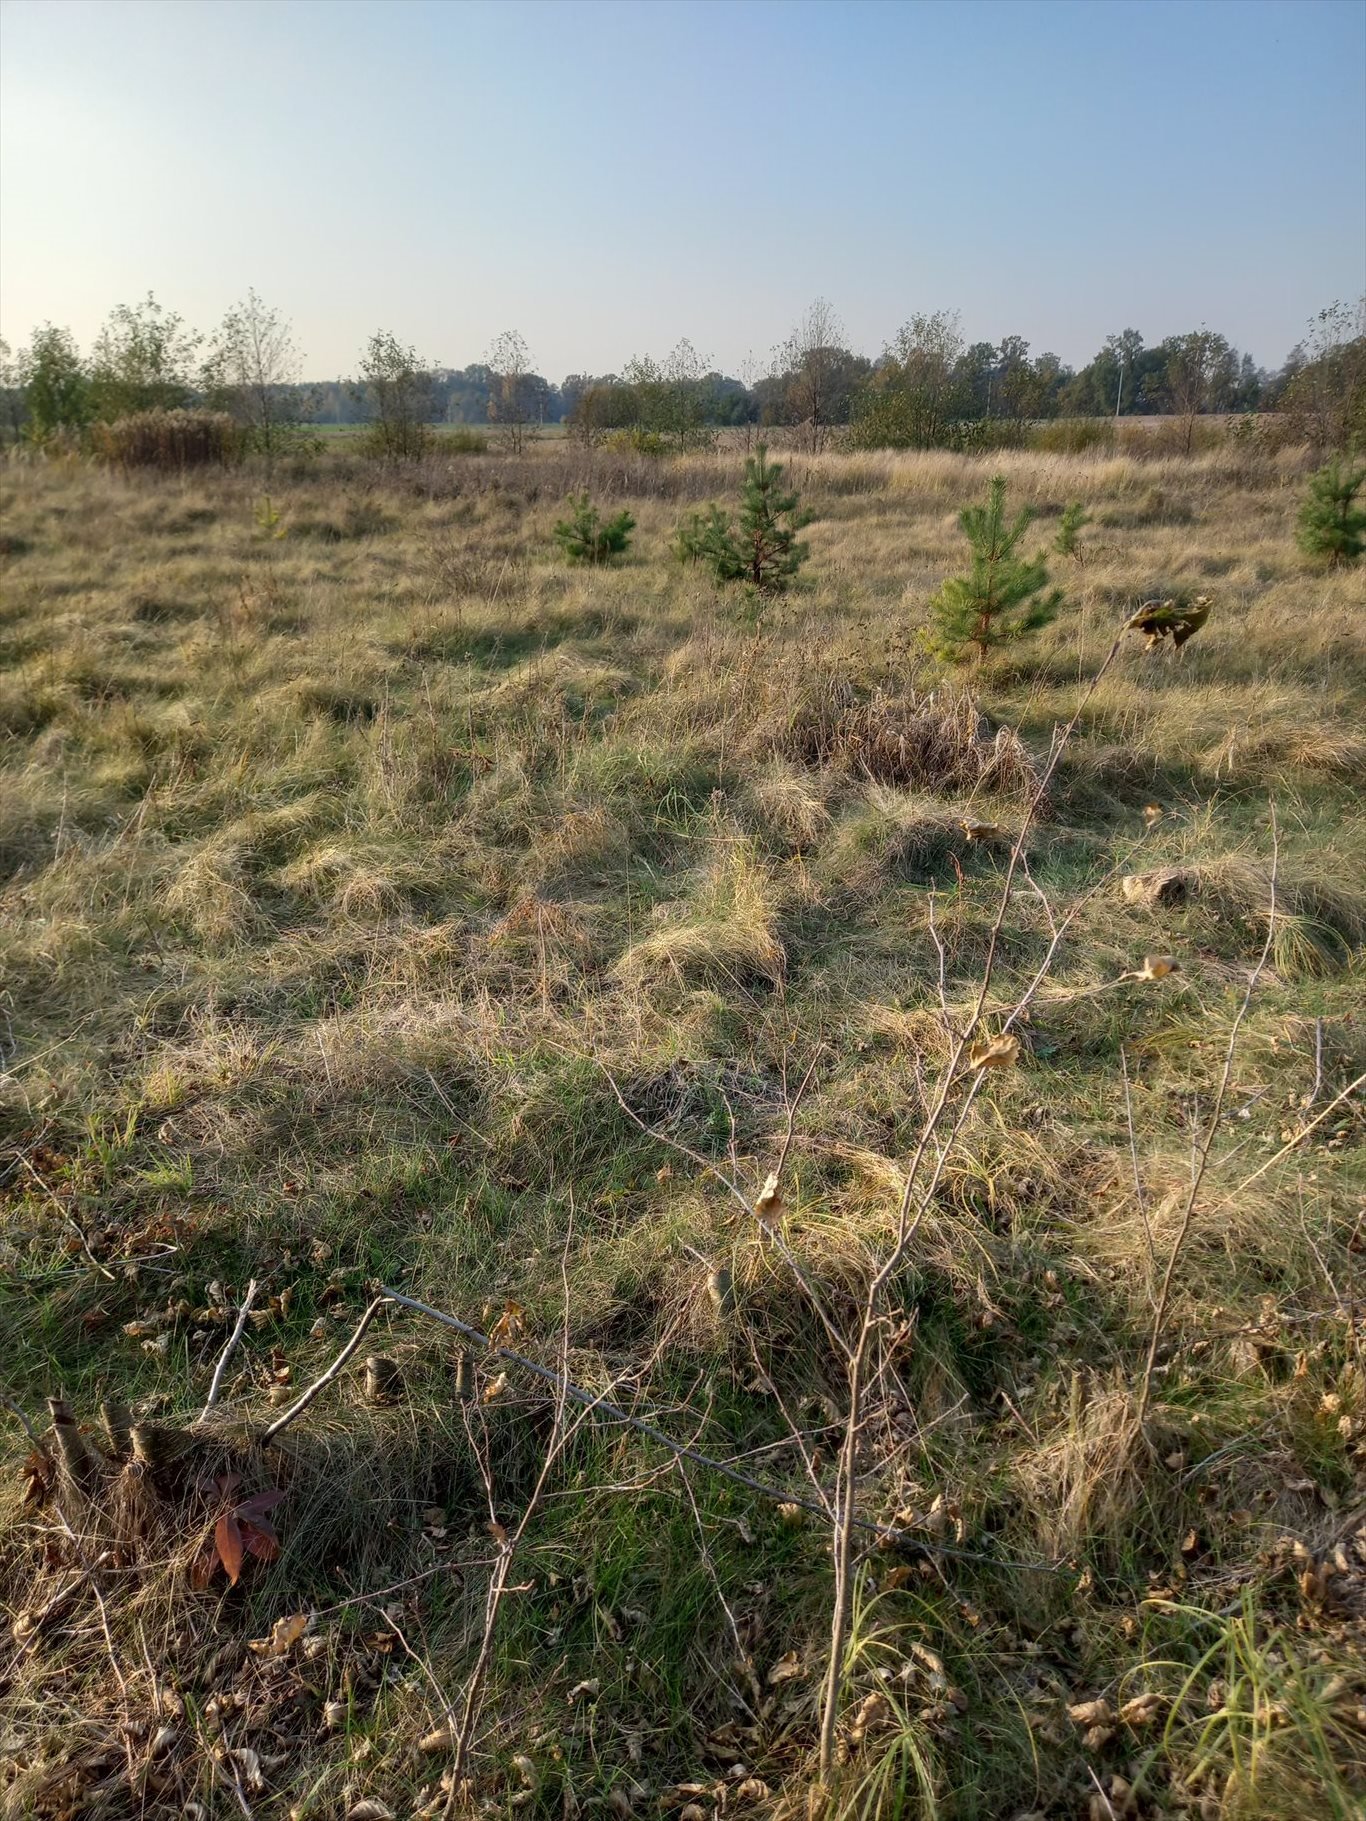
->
[[198, 1278, 258, 1421], [259, 1297, 386, 1443]]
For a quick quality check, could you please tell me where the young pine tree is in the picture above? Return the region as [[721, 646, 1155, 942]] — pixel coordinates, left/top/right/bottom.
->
[[1054, 499, 1091, 558], [1296, 458, 1365, 567], [925, 475, 1063, 662], [680, 445, 810, 593], [553, 493, 635, 564]]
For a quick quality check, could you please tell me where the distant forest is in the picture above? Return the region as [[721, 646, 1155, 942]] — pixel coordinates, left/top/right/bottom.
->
[[4, 294, 1363, 454]]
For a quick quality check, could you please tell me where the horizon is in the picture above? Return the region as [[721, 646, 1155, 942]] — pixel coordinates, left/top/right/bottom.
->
[[1, 0, 1364, 379]]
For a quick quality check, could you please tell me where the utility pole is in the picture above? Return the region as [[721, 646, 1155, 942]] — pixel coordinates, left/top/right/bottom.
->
[[1114, 352, 1126, 421]]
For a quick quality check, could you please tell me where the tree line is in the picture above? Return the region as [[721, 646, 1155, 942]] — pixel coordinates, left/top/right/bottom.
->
[[2, 291, 1362, 455]]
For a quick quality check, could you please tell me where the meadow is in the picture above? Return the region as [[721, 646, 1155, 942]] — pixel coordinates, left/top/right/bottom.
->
[[1, 436, 1363, 1820]]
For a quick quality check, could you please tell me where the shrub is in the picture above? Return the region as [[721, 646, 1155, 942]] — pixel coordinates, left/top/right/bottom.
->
[[924, 474, 1062, 662], [679, 445, 811, 595], [93, 409, 239, 471], [443, 427, 488, 453], [1054, 500, 1091, 558], [603, 427, 666, 457], [1296, 458, 1365, 567], [552, 493, 635, 564]]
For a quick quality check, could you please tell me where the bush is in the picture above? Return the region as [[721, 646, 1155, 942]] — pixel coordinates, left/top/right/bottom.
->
[[359, 418, 432, 463], [1296, 458, 1365, 566], [93, 409, 239, 471], [443, 427, 488, 453], [924, 475, 1062, 663], [553, 493, 635, 564], [603, 427, 665, 457]]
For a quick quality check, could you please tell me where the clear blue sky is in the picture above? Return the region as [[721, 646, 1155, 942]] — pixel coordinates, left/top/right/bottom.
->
[[1, 0, 1363, 379]]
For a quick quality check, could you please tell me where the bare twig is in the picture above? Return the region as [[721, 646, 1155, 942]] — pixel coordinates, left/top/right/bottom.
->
[[18, 1154, 116, 1282], [1231, 1069, 1364, 1194], [1134, 808, 1280, 1431], [1120, 1046, 1157, 1291], [198, 1278, 258, 1422], [817, 622, 1130, 1786], [1, 1388, 44, 1452], [260, 1297, 386, 1443]]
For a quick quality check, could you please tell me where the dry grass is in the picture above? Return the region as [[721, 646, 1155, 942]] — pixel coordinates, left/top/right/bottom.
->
[[1, 442, 1363, 1820]]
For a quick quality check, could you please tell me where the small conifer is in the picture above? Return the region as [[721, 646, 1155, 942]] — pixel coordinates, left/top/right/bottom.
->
[[1296, 458, 1365, 567], [553, 493, 635, 564], [925, 475, 1063, 663]]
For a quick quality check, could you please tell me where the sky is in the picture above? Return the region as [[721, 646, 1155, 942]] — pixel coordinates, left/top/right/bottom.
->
[[1, 0, 1363, 382]]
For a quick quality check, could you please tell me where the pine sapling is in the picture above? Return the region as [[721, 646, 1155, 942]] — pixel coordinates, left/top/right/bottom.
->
[[1054, 499, 1091, 559], [1296, 458, 1365, 567], [925, 474, 1063, 662], [553, 493, 635, 564], [677, 445, 811, 594]]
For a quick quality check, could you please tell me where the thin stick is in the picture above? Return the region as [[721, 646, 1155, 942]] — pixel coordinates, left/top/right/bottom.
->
[[198, 1278, 258, 1422], [1134, 808, 1280, 1431], [1, 1388, 44, 1452], [1231, 1070, 1364, 1194], [1119, 1046, 1157, 1291], [19, 1154, 116, 1282], [378, 1286, 1056, 1572], [260, 1298, 386, 1443]]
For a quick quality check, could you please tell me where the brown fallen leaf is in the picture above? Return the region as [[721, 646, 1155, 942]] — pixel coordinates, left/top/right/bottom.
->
[[766, 1651, 803, 1685], [753, 1171, 784, 1228], [418, 1728, 454, 1754], [1142, 803, 1164, 827], [482, 1371, 509, 1404], [1067, 1697, 1115, 1728], [488, 1300, 527, 1347], [969, 1032, 1020, 1071], [960, 819, 1009, 844], [1118, 1692, 1166, 1727], [347, 1804, 395, 1821]]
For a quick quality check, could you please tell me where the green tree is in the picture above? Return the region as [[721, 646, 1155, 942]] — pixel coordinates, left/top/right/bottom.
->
[[851, 310, 972, 448], [1157, 329, 1238, 452], [552, 493, 635, 564], [486, 329, 536, 452], [1296, 458, 1365, 566], [925, 475, 1062, 662], [355, 330, 433, 461], [1276, 300, 1366, 452], [202, 289, 305, 473], [89, 294, 199, 420], [19, 324, 90, 438], [682, 445, 811, 594]]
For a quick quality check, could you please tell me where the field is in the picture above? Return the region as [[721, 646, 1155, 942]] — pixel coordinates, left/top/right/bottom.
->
[[1, 439, 1364, 1821]]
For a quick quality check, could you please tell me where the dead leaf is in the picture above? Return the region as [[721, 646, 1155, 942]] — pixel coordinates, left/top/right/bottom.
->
[[776, 1501, 804, 1528], [347, 1804, 394, 1821], [250, 1613, 309, 1656], [567, 1678, 600, 1703], [1142, 803, 1164, 827], [483, 1371, 509, 1404], [488, 1300, 526, 1347], [734, 1778, 770, 1803], [753, 1171, 784, 1228], [322, 1700, 347, 1731], [1067, 1697, 1115, 1728], [215, 1513, 245, 1587], [1127, 594, 1212, 649], [766, 1651, 803, 1685], [418, 1728, 454, 1754], [1118, 1692, 1165, 1727], [1130, 954, 1181, 982], [960, 819, 1008, 843], [968, 1033, 1020, 1070]]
